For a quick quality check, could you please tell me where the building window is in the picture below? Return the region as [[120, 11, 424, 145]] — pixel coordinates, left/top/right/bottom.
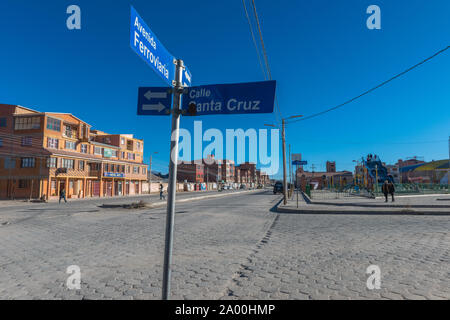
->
[[46, 117, 61, 131], [18, 180, 29, 188], [15, 117, 40, 130], [128, 153, 135, 160], [4, 157, 15, 169], [142, 167, 146, 175], [64, 125, 73, 138], [127, 140, 133, 151], [136, 142, 141, 151], [61, 159, 74, 169], [133, 166, 138, 174], [0, 117, 6, 127], [47, 137, 59, 149], [121, 137, 125, 145], [47, 157, 57, 168], [65, 140, 76, 150], [127, 166, 130, 173], [79, 160, 85, 171], [21, 157, 35, 168], [21, 136, 33, 146], [94, 147, 102, 155], [89, 163, 100, 171], [80, 144, 88, 153]]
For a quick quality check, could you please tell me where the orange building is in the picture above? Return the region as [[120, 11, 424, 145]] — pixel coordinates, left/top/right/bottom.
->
[[0, 104, 148, 200]]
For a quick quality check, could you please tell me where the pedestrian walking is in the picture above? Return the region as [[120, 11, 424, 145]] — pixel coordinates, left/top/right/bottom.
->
[[381, 180, 389, 202], [59, 188, 67, 203], [388, 180, 395, 202], [381, 180, 395, 202], [159, 183, 166, 200]]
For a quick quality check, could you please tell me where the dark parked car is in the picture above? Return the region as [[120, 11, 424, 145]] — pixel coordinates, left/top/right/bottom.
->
[[273, 182, 283, 194]]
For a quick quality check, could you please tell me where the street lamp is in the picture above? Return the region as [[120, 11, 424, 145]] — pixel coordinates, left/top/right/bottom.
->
[[264, 114, 303, 205]]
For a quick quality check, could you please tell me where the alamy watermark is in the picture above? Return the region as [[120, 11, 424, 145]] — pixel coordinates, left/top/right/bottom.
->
[[66, 265, 81, 290], [173, 121, 280, 175], [366, 5, 381, 30], [66, 5, 81, 30], [366, 264, 381, 290]]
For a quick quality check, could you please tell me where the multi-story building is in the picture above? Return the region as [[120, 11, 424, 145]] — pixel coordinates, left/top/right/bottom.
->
[[0, 104, 148, 200], [203, 155, 223, 183], [221, 159, 235, 183], [237, 162, 257, 183], [297, 161, 353, 190], [326, 161, 336, 173], [177, 162, 205, 183]]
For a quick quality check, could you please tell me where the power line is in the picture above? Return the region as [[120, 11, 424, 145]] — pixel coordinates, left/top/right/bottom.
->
[[247, 0, 283, 127], [287, 45, 450, 124], [296, 139, 448, 146], [241, 0, 267, 80]]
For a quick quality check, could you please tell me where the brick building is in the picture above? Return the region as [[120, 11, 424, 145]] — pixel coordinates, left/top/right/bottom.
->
[[0, 104, 148, 200], [297, 161, 353, 190], [236, 162, 257, 184], [177, 162, 205, 183], [326, 161, 336, 173]]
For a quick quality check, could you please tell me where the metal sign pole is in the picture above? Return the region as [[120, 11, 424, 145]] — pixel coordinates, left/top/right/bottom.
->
[[281, 119, 288, 205], [162, 59, 184, 300]]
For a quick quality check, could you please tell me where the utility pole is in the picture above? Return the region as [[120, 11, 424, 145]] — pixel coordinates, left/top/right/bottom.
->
[[264, 115, 303, 205], [281, 119, 288, 205], [289, 144, 292, 186], [149, 154, 152, 194], [162, 59, 184, 300]]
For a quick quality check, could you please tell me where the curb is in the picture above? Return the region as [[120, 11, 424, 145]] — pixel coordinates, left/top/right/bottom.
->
[[276, 206, 450, 216]]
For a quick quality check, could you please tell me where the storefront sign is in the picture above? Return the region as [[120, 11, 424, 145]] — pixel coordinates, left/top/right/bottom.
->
[[104, 172, 125, 178]]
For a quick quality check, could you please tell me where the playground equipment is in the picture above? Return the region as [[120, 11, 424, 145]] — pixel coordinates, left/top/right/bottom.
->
[[362, 155, 394, 185]]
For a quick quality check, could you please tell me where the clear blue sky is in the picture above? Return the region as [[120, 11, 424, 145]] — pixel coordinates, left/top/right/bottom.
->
[[0, 0, 449, 177]]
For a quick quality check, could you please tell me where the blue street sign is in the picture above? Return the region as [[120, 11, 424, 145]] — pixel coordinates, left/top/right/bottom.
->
[[130, 6, 175, 86], [182, 80, 276, 116], [182, 66, 192, 87], [292, 160, 308, 165], [137, 87, 172, 115]]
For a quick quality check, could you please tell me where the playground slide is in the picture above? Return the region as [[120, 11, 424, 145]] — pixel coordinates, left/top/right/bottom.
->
[[363, 156, 394, 184]]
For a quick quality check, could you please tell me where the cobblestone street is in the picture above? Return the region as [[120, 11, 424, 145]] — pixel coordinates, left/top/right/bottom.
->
[[0, 191, 449, 300]]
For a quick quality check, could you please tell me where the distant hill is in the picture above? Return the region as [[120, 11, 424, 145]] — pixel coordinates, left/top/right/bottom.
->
[[149, 171, 169, 181]]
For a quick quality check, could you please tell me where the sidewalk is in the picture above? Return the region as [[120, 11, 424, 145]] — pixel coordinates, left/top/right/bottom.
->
[[0, 188, 263, 210], [277, 191, 450, 215]]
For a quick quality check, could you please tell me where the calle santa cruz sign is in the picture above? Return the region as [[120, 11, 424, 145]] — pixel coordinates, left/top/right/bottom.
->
[[182, 80, 276, 116]]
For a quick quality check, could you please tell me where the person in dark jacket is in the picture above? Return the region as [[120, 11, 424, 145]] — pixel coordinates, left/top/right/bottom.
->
[[159, 183, 166, 200], [381, 180, 395, 202], [388, 181, 395, 202], [59, 188, 67, 203]]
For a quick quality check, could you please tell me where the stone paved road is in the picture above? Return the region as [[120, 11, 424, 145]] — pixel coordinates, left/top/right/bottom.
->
[[0, 191, 449, 300]]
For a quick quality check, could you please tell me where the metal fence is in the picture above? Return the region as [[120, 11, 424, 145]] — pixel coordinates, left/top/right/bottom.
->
[[373, 183, 449, 196], [309, 189, 362, 200]]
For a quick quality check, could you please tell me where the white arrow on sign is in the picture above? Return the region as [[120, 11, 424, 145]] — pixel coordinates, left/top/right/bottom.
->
[[144, 90, 167, 100], [142, 103, 167, 112]]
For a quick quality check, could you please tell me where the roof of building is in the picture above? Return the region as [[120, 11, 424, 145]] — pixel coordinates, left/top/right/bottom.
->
[[413, 159, 449, 171], [45, 112, 92, 127]]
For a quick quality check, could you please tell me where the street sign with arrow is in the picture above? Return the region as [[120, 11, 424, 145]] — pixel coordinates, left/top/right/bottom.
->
[[137, 87, 172, 115]]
